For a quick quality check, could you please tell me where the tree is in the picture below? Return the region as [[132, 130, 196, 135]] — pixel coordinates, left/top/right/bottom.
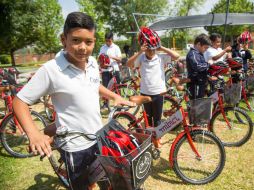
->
[[167, 0, 206, 49], [205, 0, 253, 43], [76, 0, 168, 54], [0, 0, 63, 66]]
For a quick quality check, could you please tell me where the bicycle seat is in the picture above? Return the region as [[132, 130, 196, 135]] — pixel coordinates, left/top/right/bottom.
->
[[129, 95, 152, 105], [44, 123, 57, 138]]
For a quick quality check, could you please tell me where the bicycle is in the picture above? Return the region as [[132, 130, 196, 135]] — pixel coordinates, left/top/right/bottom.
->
[[42, 119, 152, 190], [110, 95, 226, 185], [100, 66, 139, 116], [0, 83, 47, 158]]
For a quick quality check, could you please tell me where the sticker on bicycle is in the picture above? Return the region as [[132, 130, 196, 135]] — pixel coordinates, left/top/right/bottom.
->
[[155, 110, 183, 138], [132, 145, 152, 188], [209, 91, 219, 103]]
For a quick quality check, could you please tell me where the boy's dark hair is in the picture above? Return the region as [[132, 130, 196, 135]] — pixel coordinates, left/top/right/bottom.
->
[[209, 33, 222, 42], [194, 34, 211, 46], [105, 31, 113, 39], [63, 12, 95, 36]]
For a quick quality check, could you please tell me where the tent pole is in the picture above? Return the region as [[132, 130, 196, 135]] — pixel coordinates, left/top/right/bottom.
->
[[223, 0, 230, 48]]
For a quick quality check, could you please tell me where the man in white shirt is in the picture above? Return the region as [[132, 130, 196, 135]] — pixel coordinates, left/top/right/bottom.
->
[[99, 32, 122, 87], [204, 33, 232, 64]]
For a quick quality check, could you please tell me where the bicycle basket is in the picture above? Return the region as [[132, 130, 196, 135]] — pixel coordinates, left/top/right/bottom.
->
[[224, 83, 242, 105], [188, 98, 213, 126], [246, 75, 254, 93], [120, 66, 134, 83], [96, 120, 152, 190]]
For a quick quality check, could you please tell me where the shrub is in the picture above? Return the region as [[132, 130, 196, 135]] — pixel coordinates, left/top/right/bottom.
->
[[0, 55, 11, 65]]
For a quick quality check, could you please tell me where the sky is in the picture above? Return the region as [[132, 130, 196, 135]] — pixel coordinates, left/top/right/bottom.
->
[[58, 0, 220, 19]]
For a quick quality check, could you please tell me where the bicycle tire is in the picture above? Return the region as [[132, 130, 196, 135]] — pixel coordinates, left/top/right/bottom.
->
[[48, 149, 70, 188], [172, 129, 225, 185], [112, 86, 140, 115], [112, 112, 142, 131], [210, 106, 253, 146], [0, 111, 47, 158]]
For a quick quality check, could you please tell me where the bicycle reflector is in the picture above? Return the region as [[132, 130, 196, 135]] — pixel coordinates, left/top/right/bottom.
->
[[138, 27, 161, 50], [98, 53, 110, 69]]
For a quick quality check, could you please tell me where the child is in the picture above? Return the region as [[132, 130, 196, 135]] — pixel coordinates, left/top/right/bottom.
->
[[204, 33, 232, 64], [12, 12, 134, 190], [127, 27, 179, 147], [186, 34, 211, 99]]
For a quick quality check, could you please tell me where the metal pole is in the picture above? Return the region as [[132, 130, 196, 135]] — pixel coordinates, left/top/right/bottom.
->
[[223, 0, 230, 48]]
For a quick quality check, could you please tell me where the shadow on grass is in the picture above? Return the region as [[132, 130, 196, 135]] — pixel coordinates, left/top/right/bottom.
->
[[151, 157, 185, 185], [0, 146, 13, 158], [27, 173, 65, 190]]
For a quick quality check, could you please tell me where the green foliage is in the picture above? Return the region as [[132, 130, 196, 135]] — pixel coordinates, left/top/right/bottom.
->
[[76, 0, 168, 53], [205, 0, 253, 38], [0, 54, 11, 65], [0, 0, 63, 64]]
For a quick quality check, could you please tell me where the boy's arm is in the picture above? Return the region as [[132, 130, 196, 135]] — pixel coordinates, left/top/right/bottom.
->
[[127, 43, 147, 68], [212, 46, 231, 61], [158, 46, 180, 60], [99, 84, 135, 106], [13, 97, 52, 157]]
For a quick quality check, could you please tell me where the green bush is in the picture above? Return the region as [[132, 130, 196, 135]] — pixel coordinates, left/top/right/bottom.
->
[[0, 54, 11, 65]]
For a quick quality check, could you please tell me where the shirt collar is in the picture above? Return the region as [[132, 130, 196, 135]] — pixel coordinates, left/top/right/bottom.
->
[[143, 53, 159, 61], [55, 50, 95, 71], [191, 47, 203, 55]]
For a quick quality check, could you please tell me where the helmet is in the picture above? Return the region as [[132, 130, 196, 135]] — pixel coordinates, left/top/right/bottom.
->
[[239, 31, 252, 44], [98, 53, 110, 69], [227, 58, 242, 70], [138, 27, 161, 50], [101, 130, 140, 163], [208, 63, 229, 76]]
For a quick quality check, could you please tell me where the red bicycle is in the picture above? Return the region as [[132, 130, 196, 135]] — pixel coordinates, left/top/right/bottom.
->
[[0, 83, 47, 158], [110, 95, 225, 185]]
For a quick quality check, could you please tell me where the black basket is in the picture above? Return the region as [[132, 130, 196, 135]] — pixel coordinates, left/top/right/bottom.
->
[[120, 66, 134, 83], [188, 98, 213, 126], [224, 83, 242, 105], [96, 120, 152, 190], [246, 75, 254, 93]]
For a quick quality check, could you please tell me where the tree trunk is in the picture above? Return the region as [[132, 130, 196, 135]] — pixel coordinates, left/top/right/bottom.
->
[[10, 49, 16, 66], [130, 34, 137, 56]]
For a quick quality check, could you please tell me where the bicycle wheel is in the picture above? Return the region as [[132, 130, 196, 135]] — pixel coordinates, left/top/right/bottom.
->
[[0, 111, 47, 158], [172, 129, 225, 185], [43, 95, 55, 122], [48, 149, 69, 188], [210, 106, 253, 146], [113, 112, 141, 131], [112, 86, 140, 115]]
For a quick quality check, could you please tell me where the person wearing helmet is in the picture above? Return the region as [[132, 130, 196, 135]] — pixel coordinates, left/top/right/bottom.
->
[[186, 34, 211, 100], [99, 31, 122, 87], [12, 12, 135, 190], [127, 27, 179, 148], [204, 33, 232, 64]]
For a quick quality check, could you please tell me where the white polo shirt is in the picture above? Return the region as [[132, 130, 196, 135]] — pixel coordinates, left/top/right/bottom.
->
[[99, 43, 122, 72], [134, 53, 171, 95], [204, 47, 226, 64], [17, 50, 103, 152]]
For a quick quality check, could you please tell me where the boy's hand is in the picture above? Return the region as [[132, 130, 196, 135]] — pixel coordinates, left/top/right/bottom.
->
[[140, 43, 148, 52], [225, 46, 232, 52], [29, 132, 52, 157], [113, 96, 136, 107]]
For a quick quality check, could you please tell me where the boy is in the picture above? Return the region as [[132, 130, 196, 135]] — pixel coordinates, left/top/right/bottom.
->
[[13, 12, 134, 190], [127, 27, 179, 147], [186, 34, 211, 99], [204, 33, 232, 64], [99, 31, 122, 86]]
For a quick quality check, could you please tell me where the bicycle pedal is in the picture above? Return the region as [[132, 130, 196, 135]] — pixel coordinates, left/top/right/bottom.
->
[[151, 148, 161, 160]]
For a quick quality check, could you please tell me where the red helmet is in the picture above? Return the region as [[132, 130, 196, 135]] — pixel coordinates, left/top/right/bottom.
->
[[98, 53, 110, 69], [226, 58, 242, 70], [102, 130, 140, 163], [138, 27, 161, 50], [239, 31, 252, 44], [208, 61, 229, 76]]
